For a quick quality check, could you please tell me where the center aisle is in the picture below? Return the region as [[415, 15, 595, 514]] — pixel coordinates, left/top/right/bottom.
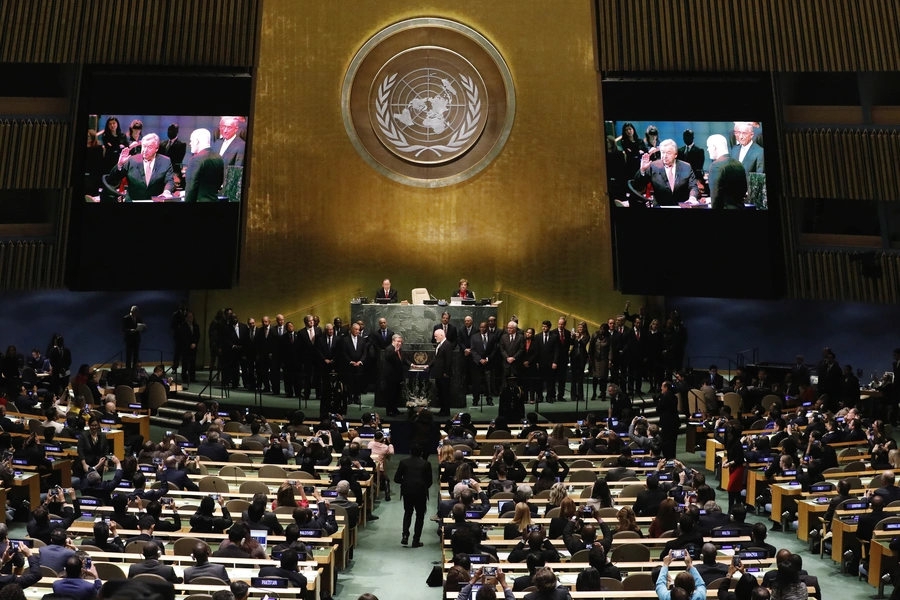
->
[[336, 455, 442, 599]]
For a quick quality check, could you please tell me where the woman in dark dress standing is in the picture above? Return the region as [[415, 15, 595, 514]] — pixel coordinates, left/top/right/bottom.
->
[[522, 328, 540, 404], [100, 117, 127, 172], [619, 122, 647, 178], [722, 422, 746, 511], [588, 323, 610, 401]]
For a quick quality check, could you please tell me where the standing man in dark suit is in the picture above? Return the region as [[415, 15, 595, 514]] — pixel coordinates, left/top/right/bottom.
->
[[730, 122, 765, 175], [470, 322, 494, 407], [383, 334, 411, 416], [243, 317, 258, 391], [452, 278, 475, 299], [792, 355, 811, 387], [299, 315, 322, 403], [281, 322, 301, 398], [628, 317, 647, 395], [486, 316, 503, 399], [254, 316, 277, 393], [677, 129, 706, 182], [271, 314, 287, 395], [535, 320, 558, 404], [184, 128, 225, 202], [374, 278, 398, 303], [108, 133, 176, 201], [316, 323, 341, 377], [656, 381, 682, 458], [610, 316, 634, 390], [430, 329, 453, 416], [157, 123, 187, 182], [211, 117, 245, 167], [371, 317, 394, 407], [169, 300, 187, 380], [176, 311, 201, 389], [704, 134, 747, 209], [222, 311, 248, 388], [122, 305, 144, 369], [458, 316, 477, 400], [432, 312, 458, 345], [342, 323, 367, 405], [499, 321, 525, 379], [632, 139, 700, 206], [394, 442, 433, 548], [553, 317, 572, 402], [128, 543, 183, 581]]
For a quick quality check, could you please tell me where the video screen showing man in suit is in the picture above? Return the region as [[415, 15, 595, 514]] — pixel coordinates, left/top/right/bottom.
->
[[604, 120, 766, 210], [86, 114, 247, 202]]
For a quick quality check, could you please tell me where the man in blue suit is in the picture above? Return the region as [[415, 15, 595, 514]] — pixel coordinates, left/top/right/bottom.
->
[[632, 139, 700, 207]]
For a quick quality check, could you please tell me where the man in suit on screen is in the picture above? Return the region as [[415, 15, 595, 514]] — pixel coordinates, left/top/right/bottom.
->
[[184, 128, 225, 202], [730, 122, 764, 174], [706, 134, 747, 209], [677, 129, 706, 182], [632, 139, 700, 206], [108, 133, 175, 201], [211, 116, 245, 167]]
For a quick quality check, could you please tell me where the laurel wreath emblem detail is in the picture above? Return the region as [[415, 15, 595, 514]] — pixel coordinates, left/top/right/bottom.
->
[[375, 73, 482, 158]]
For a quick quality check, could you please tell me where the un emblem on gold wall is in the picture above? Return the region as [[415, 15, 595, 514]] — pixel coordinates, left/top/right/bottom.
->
[[342, 18, 515, 187]]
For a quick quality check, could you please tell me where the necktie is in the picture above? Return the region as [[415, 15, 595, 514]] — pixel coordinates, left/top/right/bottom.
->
[[559, 331, 564, 343], [144, 160, 152, 186], [328, 337, 332, 348], [443, 324, 447, 332], [667, 166, 675, 191], [544, 333, 548, 344], [510, 334, 514, 342], [483, 334, 487, 344], [383, 331, 387, 340], [291, 333, 294, 342]]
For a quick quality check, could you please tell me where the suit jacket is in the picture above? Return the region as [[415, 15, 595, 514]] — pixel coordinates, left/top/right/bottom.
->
[[198, 440, 230, 462], [695, 562, 730, 585], [611, 326, 635, 363], [298, 326, 322, 361], [730, 142, 764, 174], [342, 335, 367, 367], [535, 331, 560, 370], [77, 433, 109, 466], [499, 332, 525, 364], [128, 559, 182, 582], [109, 154, 176, 201], [184, 561, 230, 584], [255, 326, 280, 361], [451, 289, 475, 299], [383, 348, 411, 384], [316, 334, 341, 366], [374, 288, 398, 303], [633, 487, 668, 516], [176, 321, 201, 353], [158, 468, 200, 491], [223, 322, 249, 357], [523, 338, 540, 369], [553, 328, 573, 365], [678, 144, 706, 174], [371, 328, 395, 351], [432, 323, 458, 345], [429, 340, 452, 379], [394, 455, 433, 499], [281, 331, 303, 367], [212, 135, 246, 167], [457, 326, 477, 353], [184, 149, 225, 202], [257, 566, 308, 588], [633, 159, 699, 206], [470, 331, 495, 366], [708, 154, 747, 209], [158, 138, 187, 169]]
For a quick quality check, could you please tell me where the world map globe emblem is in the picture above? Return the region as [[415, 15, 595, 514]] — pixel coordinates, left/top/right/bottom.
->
[[370, 48, 488, 165]]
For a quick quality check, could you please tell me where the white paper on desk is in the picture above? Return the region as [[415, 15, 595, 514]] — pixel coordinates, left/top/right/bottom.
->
[[498, 553, 510, 561]]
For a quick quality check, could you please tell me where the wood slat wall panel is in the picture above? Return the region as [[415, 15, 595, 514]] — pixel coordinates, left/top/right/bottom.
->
[[784, 129, 900, 201], [789, 250, 900, 303], [0, 120, 69, 189], [598, 0, 900, 71], [0, 0, 259, 66]]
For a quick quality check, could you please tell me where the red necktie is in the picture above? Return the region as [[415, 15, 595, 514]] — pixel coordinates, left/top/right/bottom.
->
[[559, 331, 564, 342]]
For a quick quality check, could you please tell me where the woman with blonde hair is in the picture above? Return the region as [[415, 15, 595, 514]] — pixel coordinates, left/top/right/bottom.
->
[[547, 423, 569, 449], [546, 482, 568, 514], [615, 506, 643, 536], [504, 502, 533, 539]]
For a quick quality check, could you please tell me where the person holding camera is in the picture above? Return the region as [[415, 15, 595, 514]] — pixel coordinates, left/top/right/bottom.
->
[[455, 567, 514, 600], [27, 487, 80, 544], [190, 494, 233, 534], [263, 432, 296, 464], [655, 549, 706, 600], [81, 455, 123, 503], [531, 450, 569, 494]]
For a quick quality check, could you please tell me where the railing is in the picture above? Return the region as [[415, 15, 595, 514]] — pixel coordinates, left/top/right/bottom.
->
[[685, 355, 738, 375], [736, 348, 759, 367]]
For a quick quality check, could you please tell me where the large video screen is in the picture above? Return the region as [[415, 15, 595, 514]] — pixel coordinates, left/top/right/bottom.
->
[[605, 120, 767, 210], [85, 114, 247, 203]]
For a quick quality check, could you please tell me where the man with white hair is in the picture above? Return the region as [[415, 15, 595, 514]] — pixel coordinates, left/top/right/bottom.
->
[[706, 134, 747, 209], [330, 480, 360, 529], [109, 132, 175, 201], [183, 128, 225, 202], [211, 116, 246, 166], [633, 138, 699, 206], [430, 328, 453, 416], [730, 122, 765, 174], [499, 320, 525, 378]]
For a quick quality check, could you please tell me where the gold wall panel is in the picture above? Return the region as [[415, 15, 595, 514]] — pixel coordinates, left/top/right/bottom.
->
[[597, 0, 900, 72], [203, 0, 643, 335]]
